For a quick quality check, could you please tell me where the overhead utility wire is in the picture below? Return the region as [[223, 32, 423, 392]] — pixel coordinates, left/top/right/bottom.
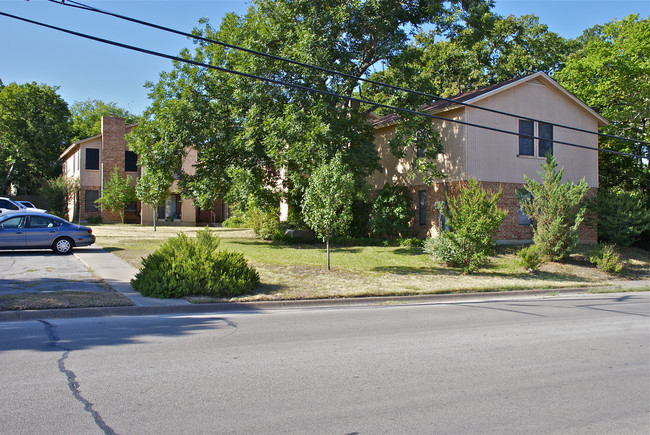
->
[[47, 0, 649, 148], [0, 11, 642, 159]]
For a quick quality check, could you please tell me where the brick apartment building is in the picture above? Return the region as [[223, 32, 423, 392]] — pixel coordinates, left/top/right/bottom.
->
[[370, 72, 606, 243]]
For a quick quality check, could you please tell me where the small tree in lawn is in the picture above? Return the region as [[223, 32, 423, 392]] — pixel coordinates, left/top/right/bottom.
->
[[518, 154, 589, 262], [136, 169, 171, 231], [302, 154, 356, 270], [95, 167, 137, 224], [425, 178, 507, 273]]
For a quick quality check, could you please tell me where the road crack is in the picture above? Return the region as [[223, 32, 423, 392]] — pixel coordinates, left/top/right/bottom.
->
[[39, 320, 118, 435]]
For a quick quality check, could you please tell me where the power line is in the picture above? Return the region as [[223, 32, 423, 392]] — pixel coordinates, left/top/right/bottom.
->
[[47, 0, 650, 149], [0, 10, 644, 159]]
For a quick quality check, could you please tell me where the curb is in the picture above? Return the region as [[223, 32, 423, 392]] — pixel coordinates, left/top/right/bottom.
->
[[0, 287, 610, 322]]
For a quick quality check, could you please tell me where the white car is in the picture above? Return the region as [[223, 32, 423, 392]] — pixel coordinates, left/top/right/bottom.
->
[[0, 197, 46, 214]]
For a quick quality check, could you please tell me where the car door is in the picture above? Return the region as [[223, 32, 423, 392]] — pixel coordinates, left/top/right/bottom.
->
[[24, 215, 60, 248], [0, 215, 27, 248]]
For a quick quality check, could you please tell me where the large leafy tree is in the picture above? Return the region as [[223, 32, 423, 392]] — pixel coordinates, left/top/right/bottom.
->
[[366, 13, 574, 107], [0, 82, 72, 194], [555, 15, 649, 201], [130, 0, 493, 217], [71, 99, 139, 142]]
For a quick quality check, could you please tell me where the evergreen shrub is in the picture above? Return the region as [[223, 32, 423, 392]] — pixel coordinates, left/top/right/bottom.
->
[[131, 229, 259, 298], [589, 244, 623, 274], [517, 245, 544, 272]]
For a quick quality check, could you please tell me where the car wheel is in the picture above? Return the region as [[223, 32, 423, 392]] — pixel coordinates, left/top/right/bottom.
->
[[53, 237, 74, 255]]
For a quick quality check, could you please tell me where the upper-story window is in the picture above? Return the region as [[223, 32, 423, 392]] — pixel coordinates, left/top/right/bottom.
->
[[518, 120, 553, 157], [85, 148, 100, 170], [125, 151, 138, 172]]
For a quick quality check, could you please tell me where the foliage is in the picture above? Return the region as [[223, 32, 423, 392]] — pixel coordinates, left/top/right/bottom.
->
[[432, 178, 507, 273], [519, 155, 590, 262], [369, 183, 415, 238], [130, 0, 492, 217], [245, 207, 282, 240], [517, 244, 544, 272], [589, 188, 650, 247], [366, 12, 574, 108], [70, 99, 139, 142], [131, 229, 260, 298], [589, 244, 623, 275], [95, 168, 137, 224], [423, 231, 467, 269], [302, 154, 357, 269], [136, 169, 172, 231], [39, 175, 79, 218], [0, 82, 72, 194], [86, 216, 102, 224], [555, 15, 649, 201]]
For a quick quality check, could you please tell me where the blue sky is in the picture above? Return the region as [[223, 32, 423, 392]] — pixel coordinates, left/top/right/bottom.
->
[[1, 0, 648, 115]]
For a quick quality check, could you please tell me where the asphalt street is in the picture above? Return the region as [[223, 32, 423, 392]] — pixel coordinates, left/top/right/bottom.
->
[[1, 293, 648, 434]]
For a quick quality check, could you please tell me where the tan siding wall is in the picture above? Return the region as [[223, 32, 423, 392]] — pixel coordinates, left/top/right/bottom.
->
[[464, 79, 599, 186], [369, 108, 467, 189]]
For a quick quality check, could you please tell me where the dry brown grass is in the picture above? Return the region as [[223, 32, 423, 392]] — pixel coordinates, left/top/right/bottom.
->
[[0, 291, 134, 311]]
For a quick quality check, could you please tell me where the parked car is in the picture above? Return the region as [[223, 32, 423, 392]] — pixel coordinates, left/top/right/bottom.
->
[[18, 200, 37, 208], [0, 212, 95, 254], [0, 197, 46, 214]]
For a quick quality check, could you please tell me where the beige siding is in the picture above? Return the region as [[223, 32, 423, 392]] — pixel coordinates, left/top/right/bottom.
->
[[464, 78, 599, 186], [369, 108, 467, 189]]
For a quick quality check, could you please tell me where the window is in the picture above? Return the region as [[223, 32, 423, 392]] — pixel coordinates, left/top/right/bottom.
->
[[85, 148, 100, 170], [125, 151, 138, 172], [28, 216, 59, 229], [0, 199, 20, 210], [85, 190, 100, 213], [418, 190, 427, 226], [538, 122, 553, 157], [518, 192, 533, 225], [0, 216, 25, 229], [518, 120, 534, 156], [125, 201, 138, 213], [519, 120, 554, 157]]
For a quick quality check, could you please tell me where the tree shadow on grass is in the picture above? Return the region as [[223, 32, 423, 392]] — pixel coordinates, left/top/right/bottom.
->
[[102, 247, 124, 253]]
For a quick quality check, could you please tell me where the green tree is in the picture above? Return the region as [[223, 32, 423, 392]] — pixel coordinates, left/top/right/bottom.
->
[[425, 178, 507, 273], [0, 82, 72, 194], [302, 154, 356, 270], [555, 15, 649, 201], [369, 183, 415, 238], [71, 99, 139, 142], [366, 13, 574, 107], [95, 168, 137, 224], [518, 155, 590, 262], [130, 0, 492, 217], [136, 169, 172, 231], [40, 175, 79, 219], [589, 188, 650, 247]]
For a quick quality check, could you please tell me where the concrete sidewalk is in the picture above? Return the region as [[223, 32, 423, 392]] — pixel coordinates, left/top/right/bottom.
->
[[74, 246, 190, 307]]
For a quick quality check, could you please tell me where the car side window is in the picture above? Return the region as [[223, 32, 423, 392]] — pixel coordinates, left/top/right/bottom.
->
[[0, 216, 25, 229], [29, 216, 52, 229]]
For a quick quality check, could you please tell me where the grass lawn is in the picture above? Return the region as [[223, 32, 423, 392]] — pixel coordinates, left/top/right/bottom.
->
[[90, 224, 650, 302]]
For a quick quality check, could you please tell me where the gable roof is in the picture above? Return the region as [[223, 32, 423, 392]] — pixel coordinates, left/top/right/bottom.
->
[[58, 122, 138, 161], [372, 72, 608, 129]]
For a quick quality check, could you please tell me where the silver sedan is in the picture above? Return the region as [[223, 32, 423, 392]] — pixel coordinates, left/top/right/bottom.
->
[[0, 212, 95, 254]]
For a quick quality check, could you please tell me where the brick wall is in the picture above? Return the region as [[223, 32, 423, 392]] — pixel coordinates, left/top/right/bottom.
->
[[100, 117, 127, 223], [405, 181, 597, 243]]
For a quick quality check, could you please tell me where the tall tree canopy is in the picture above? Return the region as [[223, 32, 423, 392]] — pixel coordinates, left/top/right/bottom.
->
[[71, 99, 139, 142], [364, 12, 574, 109], [555, 15, 649, 200], [0, 82, 72, 194], [130, 0, 493, 216]]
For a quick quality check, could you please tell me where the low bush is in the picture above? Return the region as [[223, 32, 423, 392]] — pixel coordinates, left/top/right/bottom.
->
[[86, 216, 102, 224], [424, 232, 469, 270], [131, 228, 259, 298], [517, 244, 544, 272], [589, 244, 623, 275]]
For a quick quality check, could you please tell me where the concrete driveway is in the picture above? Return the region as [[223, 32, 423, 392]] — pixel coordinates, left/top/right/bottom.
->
[[0, 248, 108, 295]]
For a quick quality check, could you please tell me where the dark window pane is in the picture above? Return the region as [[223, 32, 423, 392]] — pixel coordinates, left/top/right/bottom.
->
[[538, 122, 553, 157], [519, 120, 534, 156], [418, 191, 427, 226], [85, 148, 100, 170], [85, 190, 100, 213], [125, 151, 138, 172]]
